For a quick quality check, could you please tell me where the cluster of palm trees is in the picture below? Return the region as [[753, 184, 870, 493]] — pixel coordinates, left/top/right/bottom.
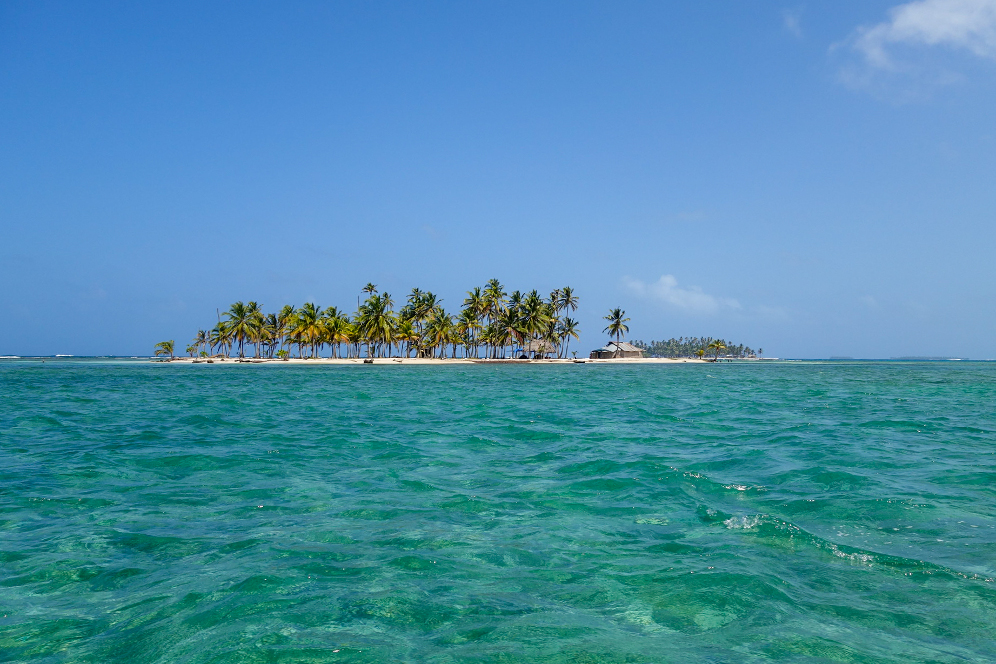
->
[[175, 280, 582, 360], [633, 337, 758, 360]]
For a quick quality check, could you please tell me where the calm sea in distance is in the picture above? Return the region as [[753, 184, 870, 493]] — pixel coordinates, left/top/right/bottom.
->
[[1, 359, 995, 663]]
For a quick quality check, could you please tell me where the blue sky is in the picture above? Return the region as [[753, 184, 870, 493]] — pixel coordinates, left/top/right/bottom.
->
[[2, 1, 995, 358]]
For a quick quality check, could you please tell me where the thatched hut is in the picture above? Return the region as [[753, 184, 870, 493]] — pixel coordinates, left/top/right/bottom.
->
[[518, 339, 558, 359], [589, 341, 644, 359]]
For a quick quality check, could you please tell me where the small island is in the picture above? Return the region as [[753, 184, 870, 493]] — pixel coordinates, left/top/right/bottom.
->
[[154, 281, 759, 364]]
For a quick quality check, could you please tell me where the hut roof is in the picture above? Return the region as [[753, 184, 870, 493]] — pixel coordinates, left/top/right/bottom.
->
[[522, 339, 557, 353], [606, 341, 644, 353]]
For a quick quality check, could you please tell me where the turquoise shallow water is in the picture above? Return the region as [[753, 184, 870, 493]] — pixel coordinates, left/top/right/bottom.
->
[[1, 360, 995, 663]]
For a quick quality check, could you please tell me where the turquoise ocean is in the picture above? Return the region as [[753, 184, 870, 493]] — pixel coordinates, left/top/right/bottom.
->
[[1, 359, 995, 663]]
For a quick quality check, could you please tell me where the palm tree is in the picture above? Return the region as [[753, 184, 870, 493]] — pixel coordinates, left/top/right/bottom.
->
[[462, 287, 485, 354], [325, 314, 349, 358], [210, 322, 231, 357], [602, 308, 630, 343], [395, 319, 418, 358], [464, 287, 484, 318], [557, 286, 578, 318], [418, 292, 440, 324], [456, 308, 481, 358], [343, 321, 360, 358], [224, 302, 253, 358], [276, 305, 295, 355], [517, 290, 552, 356], [154, 340, 175, 359], [246, 301, 264, 357], [401, 288, 422, 323], [293, 303, 324, 358], [707, 339, 727, 361], [480, 323, 502, 359], [541, 322, 561, 359], [426, 309, 453, 358], [318, 307, 341, 358], [193, 330, 209, 356], [483, 279, 506, 325], [357, 293, 396, 357], [498, 306, 520, 358], [261, 313, 279, 357], [549, 288, 562, 314], [285, 323, 303, 358], [558, 317, 580, 358]]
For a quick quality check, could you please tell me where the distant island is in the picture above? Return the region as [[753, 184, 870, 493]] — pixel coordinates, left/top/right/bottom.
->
[[633, 337, 760, 360]]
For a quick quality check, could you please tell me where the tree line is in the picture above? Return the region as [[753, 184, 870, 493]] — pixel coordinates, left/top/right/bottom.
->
[[632, 337, 759, 360], [158, 281, 584, 360]]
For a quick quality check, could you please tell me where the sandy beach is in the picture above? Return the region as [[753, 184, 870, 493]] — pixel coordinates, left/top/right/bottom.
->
[[160, 356, 711, 365]]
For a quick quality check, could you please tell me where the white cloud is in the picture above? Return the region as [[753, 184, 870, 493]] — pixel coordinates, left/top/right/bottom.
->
[[783, 9, 803, 39], [849, 0, 996, 69], [624, 275, 740, 315]]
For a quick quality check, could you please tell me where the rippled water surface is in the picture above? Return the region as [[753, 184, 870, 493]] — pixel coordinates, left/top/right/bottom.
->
[[2, 359, 995, 663]]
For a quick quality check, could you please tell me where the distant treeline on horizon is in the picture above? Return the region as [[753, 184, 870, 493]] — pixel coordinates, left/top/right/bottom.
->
[[633, 337, 759, 359]]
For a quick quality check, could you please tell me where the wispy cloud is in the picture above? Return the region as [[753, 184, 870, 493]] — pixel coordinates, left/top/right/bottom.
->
[[851, 0, 996, 69], [836, 0, 996, 95], [783, 8, 803, 39], [624, 275, 740, 315]]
